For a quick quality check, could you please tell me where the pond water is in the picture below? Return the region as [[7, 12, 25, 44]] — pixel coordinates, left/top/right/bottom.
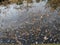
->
[[0, 0, 59, 30]]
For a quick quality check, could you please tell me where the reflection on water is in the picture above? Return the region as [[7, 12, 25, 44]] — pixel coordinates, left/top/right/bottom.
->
[[0, 0, 60, 44], [0, 0, 48, 30]]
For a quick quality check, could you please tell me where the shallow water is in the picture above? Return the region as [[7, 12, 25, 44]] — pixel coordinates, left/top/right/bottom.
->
[[0, 0, 58, 30]]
